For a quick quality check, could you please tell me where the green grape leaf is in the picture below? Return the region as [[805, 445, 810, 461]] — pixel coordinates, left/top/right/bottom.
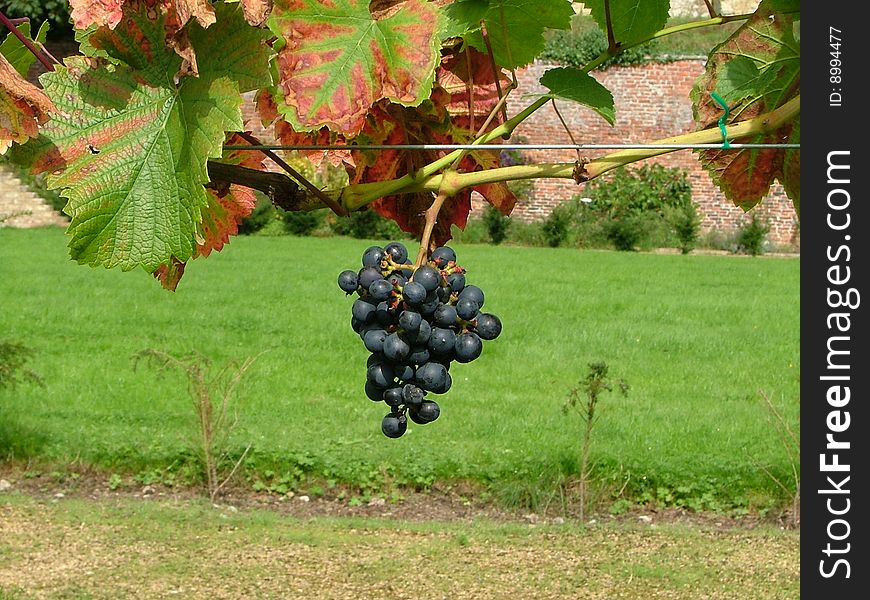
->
[[585, 0, 670, 47], [0, 21, 50, 77], [154, 133, 263, 291], [463, 0, 573, 69], [441, 0, 488, 40], [267, 0, 442, 136], [539, 67, 615, 125], [13, 3, 271, 272], [691, 2, 799, 212]]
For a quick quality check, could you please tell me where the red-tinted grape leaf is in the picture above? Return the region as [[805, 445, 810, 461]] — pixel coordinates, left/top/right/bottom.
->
[[197, 133, 263, 258], [0, 54, 55, 154], [584, 0, 670, 46], [438, 46, 511, 127], [782, 121, 799, 216], [691, 1, 799, 211], [153, 256, 186, 291], [462, 0, 573, 69], [69, 0, 126, 30], [351, 50, 516, 245], [9, 3, 271, 274], [70, 0, 216, 29], [267, 0, 441, 136], [77, 1, 217, 77], [255, 89, 353, 168]]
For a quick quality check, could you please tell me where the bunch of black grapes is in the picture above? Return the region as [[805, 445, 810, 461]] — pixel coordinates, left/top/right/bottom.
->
[[337, 242, 502, 438]]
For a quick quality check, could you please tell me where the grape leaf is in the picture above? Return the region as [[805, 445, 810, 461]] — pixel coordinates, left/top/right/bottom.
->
[[255, 89, 353, 168], [585, 0, 670, 47], [462, 0, 573, 69], [267, 0, 442, 136], [782, 121, 799, 216], [539, 67, 615, 125], [1, 21, 50, 77], [441, 0, 488, 40], [12, 3, 271, 273], [70, 0, 216, 29], [154, 133, 263, 291], [225, 0, 274, 25], [69, 0, 126, 30], [691, 1, 799, 211], [0, 54, 55, 154], [72, 1, 217, 77]]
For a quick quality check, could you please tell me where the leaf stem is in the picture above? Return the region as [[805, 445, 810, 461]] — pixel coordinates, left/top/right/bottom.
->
[[237, 132, 348, 216], [0, 11, 57, 72]]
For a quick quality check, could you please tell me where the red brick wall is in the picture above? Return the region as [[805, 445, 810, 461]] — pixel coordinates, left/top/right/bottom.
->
[[498, 60, 799, 246]]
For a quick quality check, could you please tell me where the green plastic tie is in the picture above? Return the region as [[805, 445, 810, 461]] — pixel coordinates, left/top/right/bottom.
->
[[711, 92, 731, 149]]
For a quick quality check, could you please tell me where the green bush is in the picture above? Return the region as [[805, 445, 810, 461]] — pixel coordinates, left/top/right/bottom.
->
[[541, 28, 658, 69], [282, 209, 320, 236], [666, 203, 702, 254], [481, 205, 511, 245], [542, 202, 571, 247], [737, 213, 770, 256], [604, 216, 646, 251], [581, 164, 694, 251], [0, 0, 72, 39], [330, 208, 407, 240], [238, 194, 277, 235]]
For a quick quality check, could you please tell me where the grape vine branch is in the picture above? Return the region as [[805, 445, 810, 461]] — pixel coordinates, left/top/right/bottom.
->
[[0, 0, 800, 289]]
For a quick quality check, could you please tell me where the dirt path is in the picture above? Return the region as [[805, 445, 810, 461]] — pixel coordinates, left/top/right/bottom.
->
[[1, 490, 798, 600]]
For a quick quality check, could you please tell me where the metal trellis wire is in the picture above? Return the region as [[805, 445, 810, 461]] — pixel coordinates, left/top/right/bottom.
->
[[223, 143, 800, 151]]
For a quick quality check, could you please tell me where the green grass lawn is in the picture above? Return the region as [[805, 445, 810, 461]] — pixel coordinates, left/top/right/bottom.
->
[[0, 228, 800, 510]]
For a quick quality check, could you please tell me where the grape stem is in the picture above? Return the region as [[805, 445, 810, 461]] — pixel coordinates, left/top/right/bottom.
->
[[414, 191, 450, 268]]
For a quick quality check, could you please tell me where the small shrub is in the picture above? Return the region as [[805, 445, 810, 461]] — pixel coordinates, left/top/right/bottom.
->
[[667, 203, 702, 254], [541, 28, 657, 69], [738, 213, 770, 256], [133, 349, 260, 501], [238, 194, 278, 234], [542, 203, 571, 247], [282, 209, 320, 236], [330, 208, 407, 240], [482, 205, 511, 245], [563, 361, 629, 520], [604, 216, 646, 251]]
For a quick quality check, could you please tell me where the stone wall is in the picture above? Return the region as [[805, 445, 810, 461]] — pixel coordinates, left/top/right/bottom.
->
[[0, 166, 66, 228]]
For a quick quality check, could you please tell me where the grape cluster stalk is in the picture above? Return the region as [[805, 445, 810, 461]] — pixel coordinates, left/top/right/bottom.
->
[[338, 242, 502, 438]]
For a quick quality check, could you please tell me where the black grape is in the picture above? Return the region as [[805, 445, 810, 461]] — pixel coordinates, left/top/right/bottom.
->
[[430, 246, 456, 269], [454, 332, 483, 363], [411, 266, 440, 292], [384, 242, 409, 264], [410, 400, 440, 424], [381, 412, 407, 438], [362, 246, 385, 268], [338, 270, 359, 294], [474, 313, 502, 340]]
